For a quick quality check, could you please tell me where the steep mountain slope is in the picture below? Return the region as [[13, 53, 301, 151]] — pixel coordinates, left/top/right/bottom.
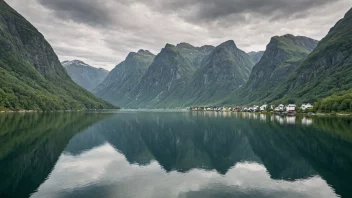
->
[[0, 1, 115, 110], [264, 8, 352, 104], [227, 35, 318, 105], [248, 51, 264, 64], [176, 43, 215, 69], [178, 40, 254, 107], [94, 50, 155, 105], [125, 44, 195, 108], [62, 60, 109, 92]]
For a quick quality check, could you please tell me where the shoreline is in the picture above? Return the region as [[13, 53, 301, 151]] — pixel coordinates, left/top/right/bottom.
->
[[1, 109, 351, 117], [188, 110, 352, 117], [0, 109, 117, 113]]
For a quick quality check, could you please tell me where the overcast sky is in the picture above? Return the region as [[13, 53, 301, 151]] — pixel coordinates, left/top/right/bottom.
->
[[7, 0, 352, 70]]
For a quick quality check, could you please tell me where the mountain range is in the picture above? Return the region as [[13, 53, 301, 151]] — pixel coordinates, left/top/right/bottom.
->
[[93, 8, 352, 110], [1, 0, 351, 112]]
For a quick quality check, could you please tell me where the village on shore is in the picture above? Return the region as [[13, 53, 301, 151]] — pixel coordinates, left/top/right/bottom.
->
[[189, 103, 314, 115]]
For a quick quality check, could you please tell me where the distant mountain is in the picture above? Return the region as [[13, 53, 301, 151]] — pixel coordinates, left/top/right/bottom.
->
[[94, 50, 155, 106], [63, 60, 109, 92], [248, 51, 264, 64], [263, 8, 352, 105], [226, 35, 318, 105], [125, 44, 195, 108], [177, 40, 255, 107], [0, 1, 115, 110], [98, 41, 253, 108]]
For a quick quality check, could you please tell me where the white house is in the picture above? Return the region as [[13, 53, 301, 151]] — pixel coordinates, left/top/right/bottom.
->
[[252, 105, 259, 111], [275, 104, 285, 111], [260, 104, 268, 111], [301, 103, 313, 111], [286, 104, 296, 112]]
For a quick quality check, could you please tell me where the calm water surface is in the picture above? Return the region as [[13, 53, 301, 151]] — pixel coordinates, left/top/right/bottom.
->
[[0, 111, 352, 198]]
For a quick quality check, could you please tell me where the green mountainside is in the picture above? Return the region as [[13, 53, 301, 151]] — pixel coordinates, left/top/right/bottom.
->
[[4, 0, 349, 110], [124, 44, 196, 108], [63, 60, 109, 92], [177, 40, 254, 107], [0, 1, 115, 111], [94, 50, 155, 106], [225, 35, 318, 105], [261, 8, 352, 106]]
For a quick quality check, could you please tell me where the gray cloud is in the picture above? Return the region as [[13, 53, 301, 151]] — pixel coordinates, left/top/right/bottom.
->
[[37, 0, 114, 26], [37, 0, 343, 26], [166, 0, 341, 22], [6, 0, 352, 70]]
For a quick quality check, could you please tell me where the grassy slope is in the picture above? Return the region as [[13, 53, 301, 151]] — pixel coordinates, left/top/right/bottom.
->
[[224, 35, 317, 105], [0, 1, 116, 110], [175, 41, 254, 108], [262, 8, 352, 105]]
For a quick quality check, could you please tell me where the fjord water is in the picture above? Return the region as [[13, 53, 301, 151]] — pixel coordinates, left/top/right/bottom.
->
[[0, 111, 351, 198]]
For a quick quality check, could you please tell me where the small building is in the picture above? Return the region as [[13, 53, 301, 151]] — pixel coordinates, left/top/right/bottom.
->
[[301, 103, 313, 111], [286, 104, 296, 112], [275, 104, 285, 112], [252, 105, 259, 112], [260, 104, 268, 111]]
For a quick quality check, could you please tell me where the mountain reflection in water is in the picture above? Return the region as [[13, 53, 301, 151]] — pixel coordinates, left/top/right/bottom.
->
[[0, 111, 351, 198]]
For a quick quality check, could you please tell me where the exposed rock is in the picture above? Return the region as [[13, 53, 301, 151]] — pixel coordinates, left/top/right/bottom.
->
[[63, 60, 109, 92]]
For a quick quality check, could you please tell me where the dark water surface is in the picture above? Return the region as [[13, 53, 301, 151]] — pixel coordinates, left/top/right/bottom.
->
[[0, 111, 352, 198]]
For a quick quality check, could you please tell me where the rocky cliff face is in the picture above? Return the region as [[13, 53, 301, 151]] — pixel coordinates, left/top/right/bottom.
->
[[94, 50, 155, 105], [227, 35, 318, 105], [125, 44, 195, 108], [0, 1, 114, 110], [178, 40, 254, 106], [63, 60, 109, 92], [264, 8, 352, 104], [248, 51, 264, 64]]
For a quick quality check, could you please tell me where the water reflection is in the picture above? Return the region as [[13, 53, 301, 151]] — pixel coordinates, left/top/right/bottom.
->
[[0, 112, 111, 198], [0, 111, 351, 198]]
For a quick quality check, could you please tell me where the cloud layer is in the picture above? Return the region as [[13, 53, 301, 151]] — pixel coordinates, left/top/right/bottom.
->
[[7, 0, 352, 70]]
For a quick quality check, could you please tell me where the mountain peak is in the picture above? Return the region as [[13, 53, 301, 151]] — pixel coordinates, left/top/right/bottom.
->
[[219, 40, 237, 48], [138, 49, 154, 56], [176, 42, 195, 49], [165, 43, 176, 48], [62, 60, 91, 67]]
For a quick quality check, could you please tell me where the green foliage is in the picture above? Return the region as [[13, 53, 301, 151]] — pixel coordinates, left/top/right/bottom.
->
[[261, 8, 352, 106], [313, 89, 352, 113], [0, 1, 117, 111], [223, 35, 318, 106]]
